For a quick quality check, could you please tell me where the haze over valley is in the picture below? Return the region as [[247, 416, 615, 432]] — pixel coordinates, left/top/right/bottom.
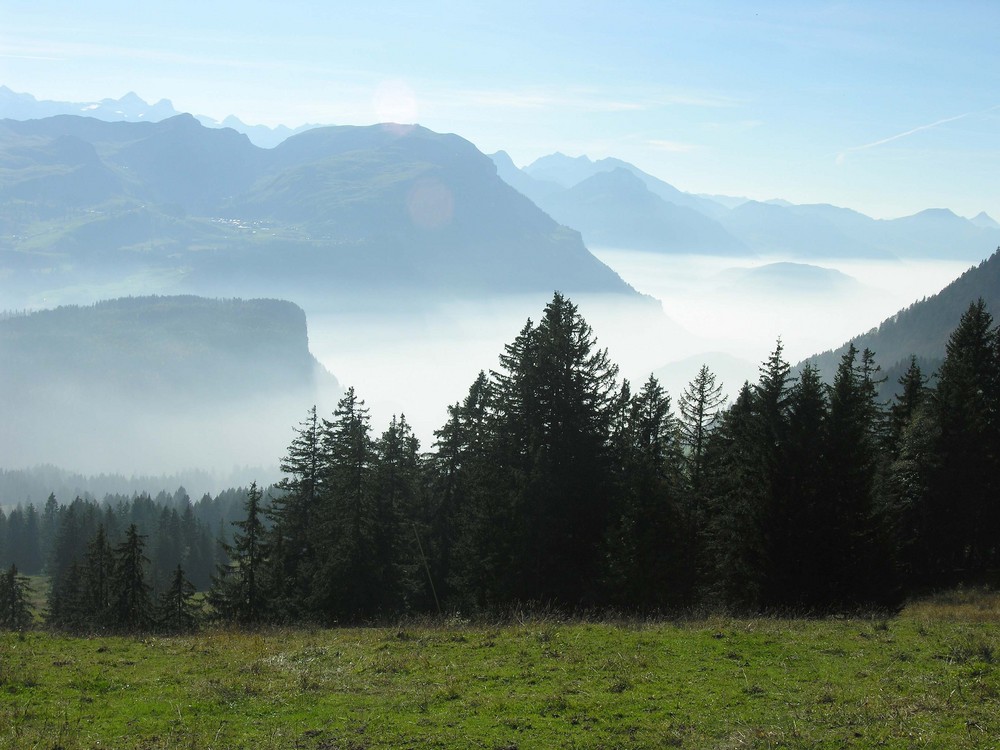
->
[[1, 92, 997, 487]]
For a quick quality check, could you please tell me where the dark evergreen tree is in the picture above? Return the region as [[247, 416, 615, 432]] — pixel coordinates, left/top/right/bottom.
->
[[267, 405, 325, 619], [208, 482, 269, 624], [111, 524, 154, 631], [20, 504, 42, 574], [703, 383, 771, 610], [822, 344, 894, 608], [81, 525, 115, 629], [769, 363, 829, 608], [157, 564, 201, 632], [370, 414, 423, 614], [40, 493, 60, 572], [491, 292, 620, 605], [604, 374, 690, 608], [678, 364, 726, 496], [150, 506, 183, 594], [433, 371, 511, 610], [46, 560, 86, 629], [881, 399, 939, 588], [309, 389, 377, 621], [926, 299, 1000, 579], [887, 356, 930, 454], [0, 564, 33, 630]]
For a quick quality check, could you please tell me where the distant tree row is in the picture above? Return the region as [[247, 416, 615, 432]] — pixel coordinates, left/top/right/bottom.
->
[[0, 487, 250, 584], [0, 488, 254, 630], [4, 292, 999, 630]]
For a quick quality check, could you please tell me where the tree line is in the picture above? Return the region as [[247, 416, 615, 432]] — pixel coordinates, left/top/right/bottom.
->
[[2, 292, 998, 630]]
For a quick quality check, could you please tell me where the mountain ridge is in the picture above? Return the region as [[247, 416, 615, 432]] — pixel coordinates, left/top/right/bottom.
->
[[0, 115, 640, 309]]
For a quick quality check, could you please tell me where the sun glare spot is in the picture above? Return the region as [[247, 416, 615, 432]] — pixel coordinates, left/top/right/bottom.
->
[[373, 79, 419, 125]]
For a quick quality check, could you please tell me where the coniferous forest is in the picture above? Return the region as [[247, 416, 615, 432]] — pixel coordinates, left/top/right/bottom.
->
[[2, 291, 999, 631]]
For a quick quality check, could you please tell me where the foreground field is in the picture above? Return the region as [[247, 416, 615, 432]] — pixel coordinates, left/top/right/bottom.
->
[[2, 592, 999, 749]]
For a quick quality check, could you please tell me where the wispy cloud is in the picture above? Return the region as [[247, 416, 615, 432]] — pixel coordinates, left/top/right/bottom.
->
[[647, 139, 701, 153], [445, 87, 646, 113], [837, 106, 1000, 164], [431, 85, 739, 116]]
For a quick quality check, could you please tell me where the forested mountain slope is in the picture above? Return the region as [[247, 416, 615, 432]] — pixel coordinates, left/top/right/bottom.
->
[[0, 296, 339, 473], [804, 248, 1000, 382]]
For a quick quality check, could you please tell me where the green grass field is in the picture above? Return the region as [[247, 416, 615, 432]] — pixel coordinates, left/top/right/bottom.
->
[[2, 590, 999, 749]]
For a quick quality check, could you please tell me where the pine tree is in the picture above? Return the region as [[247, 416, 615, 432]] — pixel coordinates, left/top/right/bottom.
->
[[157, 564, 201, 632], [306, 389, 377, 621], [370, 414, 423, 614], [40, 493, 60, 573], [927, 299, 1000, 578], [604, 374, 690, 608], [678, 364, 726, 495], [702, 383, 770, 611], [491, 292, 620, 605], [823, 344, 893, 608], [208, 482, 270, 625], [0, 564, 33, 630], [770, 363, 829, 608], [268, 406, 325, 619], [81, 525, 115, 629], [433, 371, 511, 610], [111, 524, 154, 632], [887, 356, 929, 454]]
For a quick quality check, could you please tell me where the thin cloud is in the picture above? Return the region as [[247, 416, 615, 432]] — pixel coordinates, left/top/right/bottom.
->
[[647, 139, 701, 153], [447, 87, 646, 113], [837, 107, 1000, 164]]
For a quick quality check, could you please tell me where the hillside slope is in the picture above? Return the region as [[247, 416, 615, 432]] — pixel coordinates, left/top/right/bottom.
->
[[803, 248, 1000, 383], [0, 296, 340, 474]]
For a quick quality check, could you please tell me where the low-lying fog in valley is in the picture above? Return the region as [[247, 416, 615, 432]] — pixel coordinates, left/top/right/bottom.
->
[[305, 251, 974, 448], [0, 246, 978, 495]]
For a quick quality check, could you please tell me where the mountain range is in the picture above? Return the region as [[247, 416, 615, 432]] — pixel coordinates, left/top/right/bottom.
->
[[493, 152, 1000, 262], [0, 86, 315, 148], [5, 89, 998, 272], [0, 114, 637, 310]]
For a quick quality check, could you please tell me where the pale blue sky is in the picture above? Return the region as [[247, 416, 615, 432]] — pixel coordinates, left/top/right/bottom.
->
[[2, 1, 998, 219]]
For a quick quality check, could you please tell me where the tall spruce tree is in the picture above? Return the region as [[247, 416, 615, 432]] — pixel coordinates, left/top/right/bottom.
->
[[157, 564, 201, 632], [371, 414, 423, 614], [703, 383, 771, 610], [491, 292, 620, 605], [209, 482, 269, 624], [310, 389, 377, 621], [604, 374, 690, 608], [823, 344, 893, 608], [433, 371, 512, 610], [679, 364, 726, 496], [770, 363, 829, 608], [111, 524, 154, 632], [0, 564, 33, 630], [81, 525, 115, 629], [927, 299, 1000, 579], [268, 405, 325, 619]]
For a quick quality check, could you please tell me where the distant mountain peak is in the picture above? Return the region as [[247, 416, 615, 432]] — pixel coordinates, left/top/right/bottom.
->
[[971, 211, 1000, 229], [0, 86, 317, 148], [910, 207, 960, 220]]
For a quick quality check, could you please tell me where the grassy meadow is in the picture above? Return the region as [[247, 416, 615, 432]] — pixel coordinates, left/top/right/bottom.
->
[[2, 590, 1000, 749]]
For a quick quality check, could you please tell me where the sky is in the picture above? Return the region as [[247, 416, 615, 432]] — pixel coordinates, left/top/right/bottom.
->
[[2, 1, 999, 220]]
